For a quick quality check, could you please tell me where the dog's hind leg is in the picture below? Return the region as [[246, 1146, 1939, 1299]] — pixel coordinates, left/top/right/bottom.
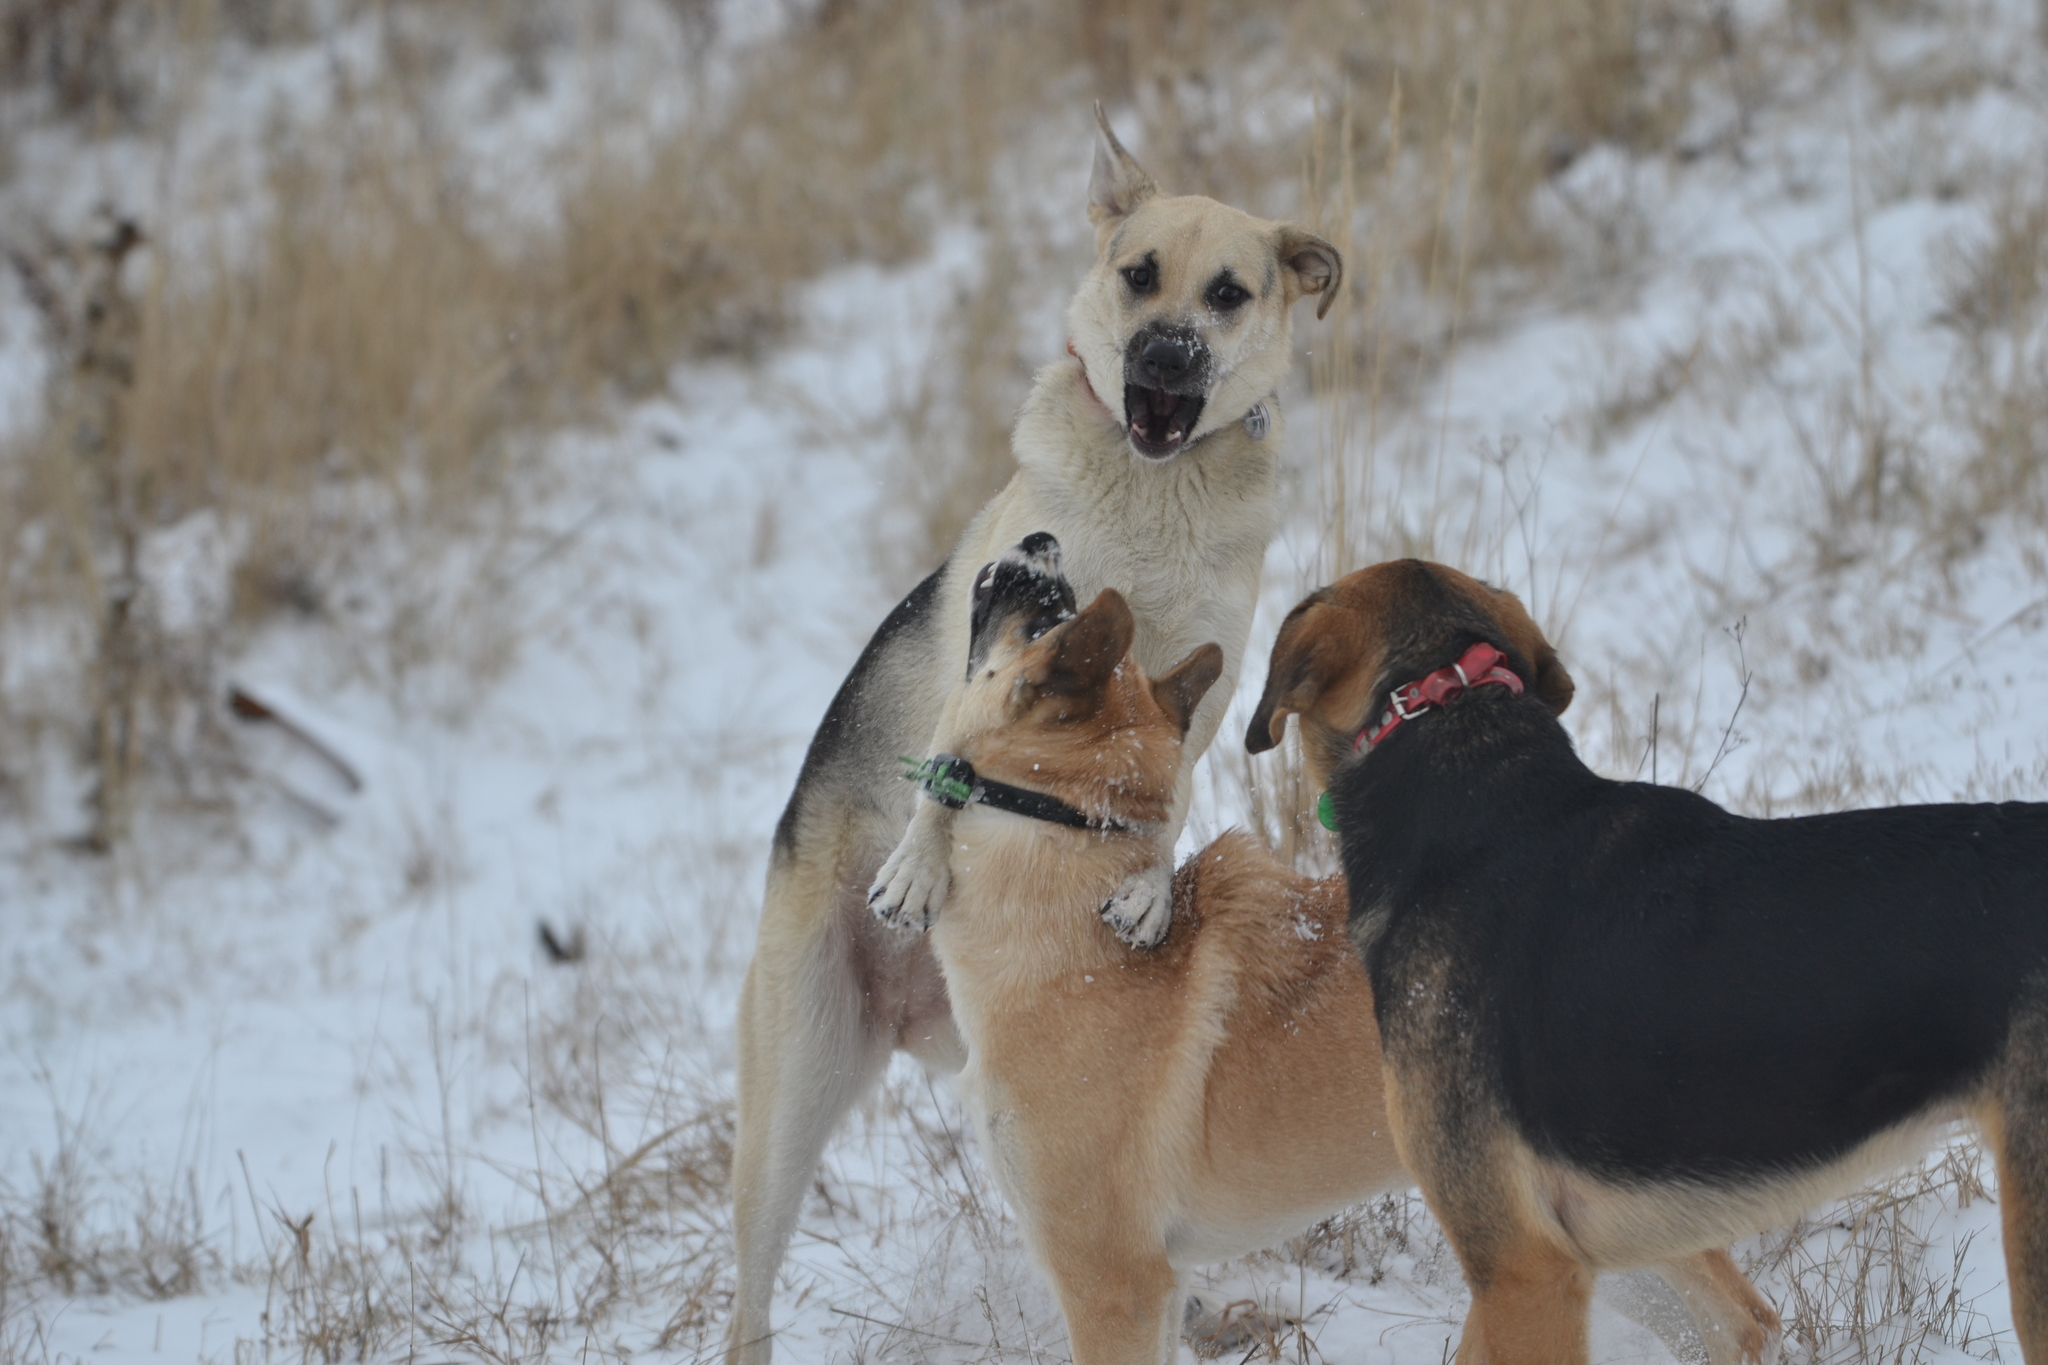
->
[[1452, 1231, 1593, 1365], [727, 872, 895, 1365], [1658, 1249, 1782, 1365], [1984, 1027, 2048, 1364]]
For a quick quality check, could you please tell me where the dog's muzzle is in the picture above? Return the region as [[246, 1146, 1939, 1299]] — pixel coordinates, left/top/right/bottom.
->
[[1123, 328, 1210, 460], [967, 533, 1078, 677]]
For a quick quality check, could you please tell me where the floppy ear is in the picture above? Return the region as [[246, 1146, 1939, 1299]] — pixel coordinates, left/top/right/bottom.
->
[[1244, 601, 1327, 753], [1277, 226, 1344, 320], [1530, 641, 1575, 716], [1151, 643, 1224, 736], [1030, 588, 1135, 698], [1088, 102, 1157, 227]]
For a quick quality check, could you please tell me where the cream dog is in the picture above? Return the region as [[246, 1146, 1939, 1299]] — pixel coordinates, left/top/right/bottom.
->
[[728, 108, 1343, 1362]]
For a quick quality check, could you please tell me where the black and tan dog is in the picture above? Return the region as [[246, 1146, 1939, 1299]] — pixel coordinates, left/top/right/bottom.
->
[[1247, 556, 2048, 1365], [894, 539, 1778, 1365]]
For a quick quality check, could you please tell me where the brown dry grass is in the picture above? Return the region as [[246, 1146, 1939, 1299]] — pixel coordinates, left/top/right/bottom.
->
[[0, 0, 1744, 845], [1744, 1138, 2005, 1364], [1, 3, 2038, 1364]]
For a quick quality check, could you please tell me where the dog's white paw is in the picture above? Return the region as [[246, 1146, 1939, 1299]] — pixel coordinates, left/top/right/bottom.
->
[[1101, 862, 1173, 948], [869, 826, 951, 932]]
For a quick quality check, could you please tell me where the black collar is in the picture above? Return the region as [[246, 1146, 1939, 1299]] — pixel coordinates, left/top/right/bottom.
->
[[901, 754, 1132, 833]]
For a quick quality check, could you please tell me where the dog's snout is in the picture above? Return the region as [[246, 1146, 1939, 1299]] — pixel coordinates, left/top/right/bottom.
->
[[1138, 334, 1196, 386], [1019, 531, 1060, 562], [1000, 532, 1063, 578]]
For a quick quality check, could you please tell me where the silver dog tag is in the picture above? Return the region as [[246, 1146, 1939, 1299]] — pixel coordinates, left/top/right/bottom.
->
[[1242, 402, 1271, 441]]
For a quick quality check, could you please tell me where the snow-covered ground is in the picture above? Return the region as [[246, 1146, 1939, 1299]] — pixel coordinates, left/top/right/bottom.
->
[[4, 2, 2047, 1361]]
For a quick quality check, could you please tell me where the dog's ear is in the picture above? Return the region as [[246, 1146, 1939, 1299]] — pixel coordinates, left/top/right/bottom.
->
[[1276, 227, 1344, 320], [1151, 643, 1224, 737], [1529, 640, 1575, 716], [1029, 588, 1135, 698], [1088, 102, 1157, 226], [1479, 582, 1575, 717], [1245, 597, 1332, 753]]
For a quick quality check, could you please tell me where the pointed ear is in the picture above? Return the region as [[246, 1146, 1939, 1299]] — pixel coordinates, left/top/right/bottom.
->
[[1245, 599, 1328, 753], [1031, 588, 1135, 698], [1531, 641, 1575, 716], [1088, 102, 1157, 227], [1277, 226, 1344, 320], [1151, 643, 1224, 737]]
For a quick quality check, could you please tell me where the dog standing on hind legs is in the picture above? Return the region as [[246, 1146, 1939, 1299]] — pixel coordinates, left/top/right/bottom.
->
[[726, 106, 1344, 1362]]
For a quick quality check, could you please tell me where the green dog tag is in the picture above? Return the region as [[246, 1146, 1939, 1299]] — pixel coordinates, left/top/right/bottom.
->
[[1316, 790, 1338, 832]]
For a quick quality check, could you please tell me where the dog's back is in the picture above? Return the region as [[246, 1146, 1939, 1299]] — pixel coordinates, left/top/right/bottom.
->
[[1491, 774, 2048, 1179], [1162, 832, 1400, 1248]]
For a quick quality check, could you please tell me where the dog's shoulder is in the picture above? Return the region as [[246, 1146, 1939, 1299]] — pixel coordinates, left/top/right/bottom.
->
[[1174, 831, 1357, 1008]]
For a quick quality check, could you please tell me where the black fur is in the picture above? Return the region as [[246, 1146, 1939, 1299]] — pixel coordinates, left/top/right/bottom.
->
[[1333, 644, 2048, 1184], [771, 566, 943, 857], [966, 541, 1076, 678]]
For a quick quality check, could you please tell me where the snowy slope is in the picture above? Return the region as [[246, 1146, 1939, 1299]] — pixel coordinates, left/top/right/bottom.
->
[[3, 3, 2046, 1363]]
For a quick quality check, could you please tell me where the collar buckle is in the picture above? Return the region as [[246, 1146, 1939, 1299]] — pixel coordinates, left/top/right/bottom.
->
[[1352, 642, 1526, 753]]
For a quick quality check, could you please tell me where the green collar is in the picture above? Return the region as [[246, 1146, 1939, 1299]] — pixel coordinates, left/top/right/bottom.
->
[[901, 754, 1133, 833]]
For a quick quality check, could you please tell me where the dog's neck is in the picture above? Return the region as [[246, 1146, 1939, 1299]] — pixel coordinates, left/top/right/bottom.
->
[[930, 734, 1175, 970], [1014, 360, 1280, 495], [1332, 690, 1592, 917], [936, 799, 1168, 976]]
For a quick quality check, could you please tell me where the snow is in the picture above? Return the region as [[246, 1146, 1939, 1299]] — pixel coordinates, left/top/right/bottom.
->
[[2, 2, 2046, 1362]]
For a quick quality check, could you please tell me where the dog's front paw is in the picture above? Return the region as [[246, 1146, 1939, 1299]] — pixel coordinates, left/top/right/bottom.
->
[[868, 828, 951, 932], [1101, 862, 1173, 948]]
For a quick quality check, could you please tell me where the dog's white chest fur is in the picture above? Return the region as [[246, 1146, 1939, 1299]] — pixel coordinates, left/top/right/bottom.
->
[[949, 360, 1277, 704]]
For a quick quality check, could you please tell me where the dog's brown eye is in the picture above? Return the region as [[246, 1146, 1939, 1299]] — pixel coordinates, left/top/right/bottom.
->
[[1209, 280, 1249, 310], [1122, 265, 1155, 293]]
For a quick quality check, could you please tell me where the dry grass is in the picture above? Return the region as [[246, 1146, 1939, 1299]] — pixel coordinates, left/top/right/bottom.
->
[[0, 0, 1765, 843], [1, 3, 2044, 1364], [1938, 183, 2048, 546], [1744, 1138, 2006, 1364]]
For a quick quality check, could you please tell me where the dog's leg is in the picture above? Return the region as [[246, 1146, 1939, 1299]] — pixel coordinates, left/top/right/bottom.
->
[[1453, 1232, 1592, 1365], [1100, 860, 1175, 947], [1099, 747, 1204, 947], [1986, 1051, 2048, 1362], [1658, 1250, 1782, 1365], [868, 798, 955, 930], [1042, 1249, 1183, 1365], [728, 876, 894, 1365]]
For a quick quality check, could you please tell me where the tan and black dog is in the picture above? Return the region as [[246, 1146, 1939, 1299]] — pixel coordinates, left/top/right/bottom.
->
[[729, 111, 1344, 1361], [1248, 557, 2048, 1365], [889, 538, 1779, 1365]]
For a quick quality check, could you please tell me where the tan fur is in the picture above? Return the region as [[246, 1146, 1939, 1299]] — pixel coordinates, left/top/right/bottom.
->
[[728, 110, 1343, 1363], [1247, 560, 1572, 789], [927, 590, 1778, 1365], [926, 591, 1402, 1363]]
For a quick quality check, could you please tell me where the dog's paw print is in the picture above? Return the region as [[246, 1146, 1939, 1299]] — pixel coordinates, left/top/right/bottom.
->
[[868, 829, 950, 932], [1101, 862, 1173, 948]]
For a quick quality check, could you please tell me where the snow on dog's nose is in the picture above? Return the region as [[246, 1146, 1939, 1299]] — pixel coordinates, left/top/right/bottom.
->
[[967, 534, 1078, 678]]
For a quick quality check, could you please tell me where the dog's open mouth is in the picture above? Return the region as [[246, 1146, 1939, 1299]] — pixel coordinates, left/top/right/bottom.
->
[[1123, 384, 1206, 459]]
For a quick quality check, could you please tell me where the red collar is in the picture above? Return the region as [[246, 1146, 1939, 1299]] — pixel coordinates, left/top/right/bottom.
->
[[1355, 642, 1525, 751], [1065, 337, 1116, 418]]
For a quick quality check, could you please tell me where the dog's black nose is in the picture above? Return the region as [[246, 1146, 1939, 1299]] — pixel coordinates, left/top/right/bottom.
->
[[1020, 531, 1059, 558], [1137, 334, 1196, 387]]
